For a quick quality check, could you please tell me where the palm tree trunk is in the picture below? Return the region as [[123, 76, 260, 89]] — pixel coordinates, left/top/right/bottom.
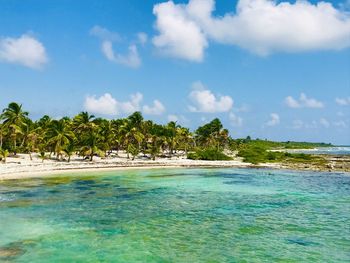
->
[[13, 136, 17, 155], [21, 136, 26, 147]]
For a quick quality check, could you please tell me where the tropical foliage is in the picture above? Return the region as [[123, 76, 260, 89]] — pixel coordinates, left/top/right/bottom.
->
[[0, 102, 232, 162], [0, 102, 331, 163]]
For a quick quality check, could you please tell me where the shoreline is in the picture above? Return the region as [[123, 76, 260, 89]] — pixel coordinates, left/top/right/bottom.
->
[[1, 152, 349, 180], [0, 159, 271, 180]]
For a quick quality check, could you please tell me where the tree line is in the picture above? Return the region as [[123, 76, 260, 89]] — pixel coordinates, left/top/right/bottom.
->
[[0, 102, 232, 162]]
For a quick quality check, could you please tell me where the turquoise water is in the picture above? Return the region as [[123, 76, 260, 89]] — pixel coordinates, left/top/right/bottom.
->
[[0, 168, 349, 262], [287, 146, 350, 155]]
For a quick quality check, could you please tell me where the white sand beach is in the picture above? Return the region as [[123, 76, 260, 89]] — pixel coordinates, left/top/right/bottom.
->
[[0, 152, 281, 180]]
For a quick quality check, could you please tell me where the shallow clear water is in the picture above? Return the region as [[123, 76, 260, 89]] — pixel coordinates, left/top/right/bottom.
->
[[288, 146, 350, 155], [0, 168, 349, 262]]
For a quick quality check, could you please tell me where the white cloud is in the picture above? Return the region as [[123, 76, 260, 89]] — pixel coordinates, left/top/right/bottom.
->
[[319, 118, 330, 128], [335, 97, 350, 106], [90, 25, 120, 41], [101, 41, 141, 68], [84, 93, 117, 115], [143, 100, 166, 115], [152, 1, 208, 61], [0, 34, 48, 69], [152, 0, 350, 61], [188, 81, 233, 113], [292, 118, 346, 129], [119, 93, 143, 114], [229, 112, 243, 127], [90, 25, 141, 68], [285, 93, 324, 108], [285, 96, 301, 108], [84, 92, 143, 115], [266, 113, 280, 126]]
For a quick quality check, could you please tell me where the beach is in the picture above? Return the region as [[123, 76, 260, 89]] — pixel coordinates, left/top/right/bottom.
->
[[1, 151, 350, 180], [0, 152, 280, 180]]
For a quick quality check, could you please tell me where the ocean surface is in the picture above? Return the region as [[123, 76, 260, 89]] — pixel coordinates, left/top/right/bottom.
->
[[287, 146, 350, 155], [0, 168, 349, 262]]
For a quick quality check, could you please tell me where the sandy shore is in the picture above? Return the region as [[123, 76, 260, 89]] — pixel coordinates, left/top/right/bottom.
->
[[1, 152, 349, 180], [0, 152, 281, 180]]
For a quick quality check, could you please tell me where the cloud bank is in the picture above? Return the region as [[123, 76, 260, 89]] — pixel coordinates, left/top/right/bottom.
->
[[143, 100, 166, 115], [153, 0, 350, 61], [285, 93, 324, 108], [266, 113, 280, 126], [335, 97, 350, 106], [90, 26, 141, 68], [84, 93, 165, 116], [0, 34, 48, 69], [188, 82, 233, 113]]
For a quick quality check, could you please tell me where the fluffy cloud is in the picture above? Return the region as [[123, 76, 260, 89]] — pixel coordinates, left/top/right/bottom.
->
[[118, 93, 143, 114], [84, 92, 166, 116], [285, 93, 324, 108], [266, 113, 280, 126], [84, 93, 118, 115], [143, 100, 166, 115], [90, 26, 141, 68], [335, 97, 350, 106], [101, 41, 141, 68], [292, 118, 344, 129], [292, 119, 318, 129], [152, 1, 208, 61], [229, 112, 243, 127], [0, 34, 48, 69], [152, 0, 350, 61], [188, 82, 233, 113]]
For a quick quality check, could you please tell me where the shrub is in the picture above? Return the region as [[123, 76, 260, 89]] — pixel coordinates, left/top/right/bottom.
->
[[187, 148, 232, 161]]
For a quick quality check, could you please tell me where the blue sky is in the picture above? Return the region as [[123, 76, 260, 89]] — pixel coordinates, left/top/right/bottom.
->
[[0, 0, 349, 144]]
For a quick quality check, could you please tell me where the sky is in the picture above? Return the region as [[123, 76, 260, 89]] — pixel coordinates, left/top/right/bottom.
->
[[0, 0, 349, 144]]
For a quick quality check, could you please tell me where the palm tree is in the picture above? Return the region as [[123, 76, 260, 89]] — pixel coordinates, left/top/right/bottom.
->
[[165, 121, 177, 155], [21, 118, 40, 160], [1, 102, 28, 154], [148, 135, 163, 160], [124, 127, 144, 160], [73, 112, 95, 133], [96, 119, 115, 156], [0, 122, 7, 149], [177, 127, 193, 155], [80, 126, 103, 161], [47, 119, 75, 160], [63, 140, 76, 162], [0, 148, 9, 163]]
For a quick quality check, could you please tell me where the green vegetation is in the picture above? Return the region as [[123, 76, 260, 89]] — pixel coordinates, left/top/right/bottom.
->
[[237, 145, 326, 165], [187, 148, 232, 161], [0, 102, 198, 161], [0, 102, 332, 163], [230, 138, 332, 151]]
